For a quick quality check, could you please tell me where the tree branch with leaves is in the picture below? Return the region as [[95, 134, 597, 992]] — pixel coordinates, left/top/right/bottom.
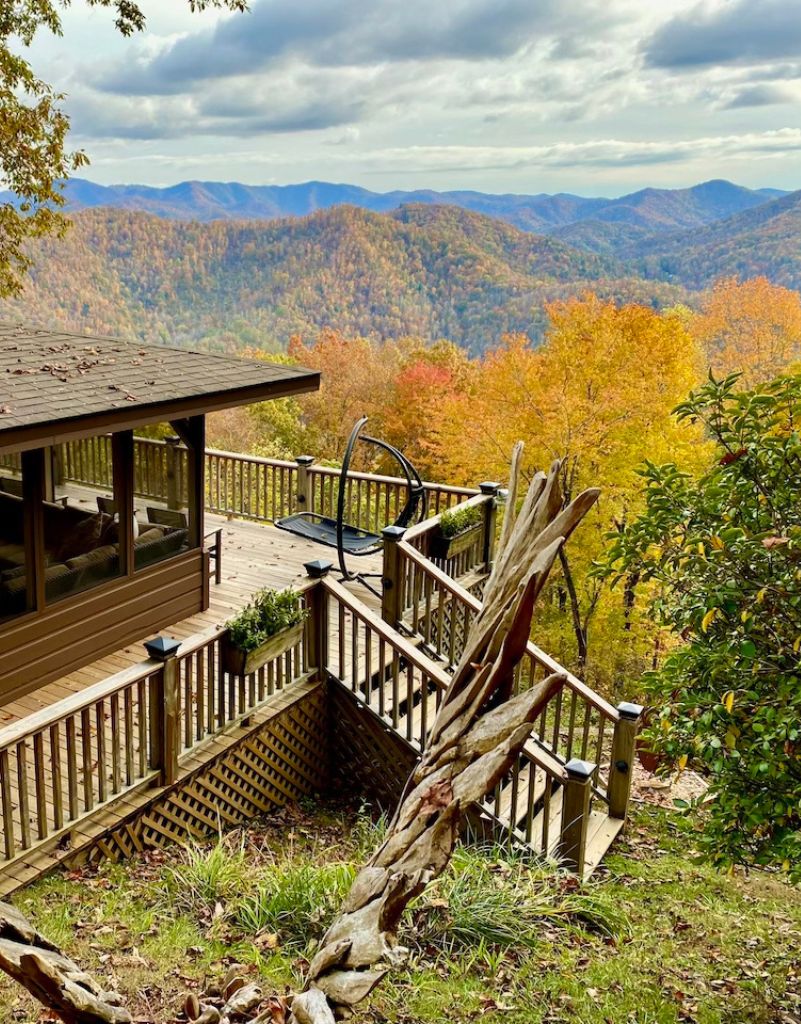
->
[[0, 0, 249, 297]]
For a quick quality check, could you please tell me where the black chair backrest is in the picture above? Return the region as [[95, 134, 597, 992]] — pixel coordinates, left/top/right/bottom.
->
[[335, 417, 427, 580], [147, 506, 188, 529]]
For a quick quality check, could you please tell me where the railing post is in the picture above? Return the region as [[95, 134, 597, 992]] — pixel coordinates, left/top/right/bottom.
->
[[479, 481, 500, 572], [560, 757, 596, 875], [165, 435, 181, 510], [304, 560, 332, 678], [51, 444, 64, 486], [144, 636, 181, 786], [608, 701, 644, 820], [381, 525, 406, 627], [295, 455, 315, 514]]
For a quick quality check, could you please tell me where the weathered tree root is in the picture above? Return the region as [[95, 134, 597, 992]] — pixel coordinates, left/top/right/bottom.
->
[[291, 457, 599, 1022], [0, 901, 131, 1024]]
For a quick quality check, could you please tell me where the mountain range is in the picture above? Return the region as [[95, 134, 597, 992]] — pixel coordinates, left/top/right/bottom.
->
[[1, 177, 799, 353], [1, 176, 786, 241]]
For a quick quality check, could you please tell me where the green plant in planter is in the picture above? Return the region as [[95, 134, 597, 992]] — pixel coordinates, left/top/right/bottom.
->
[[439, 505, 483, 539], [227, 587, 306, 653]]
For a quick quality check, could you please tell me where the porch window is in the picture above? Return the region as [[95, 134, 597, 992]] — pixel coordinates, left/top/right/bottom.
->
[[43, 441, 123, 603], [0, 457, 31, 621], [131, 427, 194, 570]]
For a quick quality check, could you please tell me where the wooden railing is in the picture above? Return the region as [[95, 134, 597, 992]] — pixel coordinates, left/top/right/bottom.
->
[[379, 498, 640, 832], [0, 583, 314, 869], [206, 449, 296, 522], [319, 574, 587, 867], [49, 435, 479, 534], [0, 451, 21, 475], [0, 662, 160, 863]]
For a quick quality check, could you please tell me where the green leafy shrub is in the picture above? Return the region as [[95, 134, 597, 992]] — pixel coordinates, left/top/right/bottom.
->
[[438, 505, 483, 539], [602, 373, 801, 878], [226, 587, 306, 652]]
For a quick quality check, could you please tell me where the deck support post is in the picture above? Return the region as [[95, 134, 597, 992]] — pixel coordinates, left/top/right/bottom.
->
[[608, 701, 644, 820], [560, 757, 596, 875], [144, 637, 182, 786], [165, 435, 181, 510], [479, 482, 500, 572], [304, 560, 332, 678], [295, 455, 315, 514], [381, 525, 406, 628]]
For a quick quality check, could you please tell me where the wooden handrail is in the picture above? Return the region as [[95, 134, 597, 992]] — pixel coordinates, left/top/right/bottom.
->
[[133, 438, 476, 498], [322, 576, 451, 691], [397, 539, 619, 723], [521, 737, 570, 782], [309, 462, 478, 496], [0, 661, 158, 751], [205, 446, 297, 470], [401, 492, 489, 542]]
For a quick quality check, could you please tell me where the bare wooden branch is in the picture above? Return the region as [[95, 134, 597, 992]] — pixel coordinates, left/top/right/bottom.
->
[[0, 902, 131, 1024], [291, 458, 600, 1022], [497, 439, 524, 558]]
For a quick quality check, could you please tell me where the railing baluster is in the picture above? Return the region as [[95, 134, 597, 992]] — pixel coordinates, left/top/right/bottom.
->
[[124, 687, 134, 786], [0, 749, 15, 859], [96, 701, 107, 803], [33, 732, 48, 840], [66, 716, 79, 820], [50, 723, 63, 830], [17, 742, 31, 849], [81, 708, 93, 811], [110, 694, 121, 794]]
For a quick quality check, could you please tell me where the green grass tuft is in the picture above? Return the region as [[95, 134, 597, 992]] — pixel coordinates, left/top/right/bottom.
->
[[236, 859, 357, 948]]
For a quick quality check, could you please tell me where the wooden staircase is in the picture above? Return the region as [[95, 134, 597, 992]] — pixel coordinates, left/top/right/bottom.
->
[[324, 574, 639, 878]]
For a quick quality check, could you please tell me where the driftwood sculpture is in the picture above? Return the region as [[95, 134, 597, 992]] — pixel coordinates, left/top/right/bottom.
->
[[291, 458, 599, 1022], [0, 901, 131, 1024], [0, 456, 598, 1024]]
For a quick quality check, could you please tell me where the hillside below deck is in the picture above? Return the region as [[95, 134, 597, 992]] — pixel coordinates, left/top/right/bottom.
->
[[0, 323, 319, 702]]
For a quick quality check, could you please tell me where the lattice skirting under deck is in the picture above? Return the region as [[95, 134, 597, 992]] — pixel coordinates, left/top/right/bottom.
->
[[73, 680, 329, 868], [328, 683, 418, 813]]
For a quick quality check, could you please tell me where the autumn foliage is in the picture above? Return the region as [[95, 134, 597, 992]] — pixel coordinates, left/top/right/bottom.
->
[[691, 276, 801, 384], [206, 281, 801, 698]]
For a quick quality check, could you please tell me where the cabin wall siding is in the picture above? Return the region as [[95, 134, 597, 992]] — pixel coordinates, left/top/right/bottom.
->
[[0, 550, 205, 705]]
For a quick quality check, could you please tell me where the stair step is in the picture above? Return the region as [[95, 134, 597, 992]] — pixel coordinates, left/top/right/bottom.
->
[[583, 811, 625, 879]]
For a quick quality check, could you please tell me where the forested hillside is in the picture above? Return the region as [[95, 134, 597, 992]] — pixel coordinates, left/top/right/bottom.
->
[[0, 204, 685, 352], [629, 190, 801, 290]]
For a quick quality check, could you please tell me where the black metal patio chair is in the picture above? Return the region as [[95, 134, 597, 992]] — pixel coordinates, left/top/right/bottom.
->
[[275, 417, 427, 593]]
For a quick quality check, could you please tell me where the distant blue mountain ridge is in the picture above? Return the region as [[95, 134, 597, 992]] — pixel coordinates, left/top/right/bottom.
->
[[0, 176, 788, 245]]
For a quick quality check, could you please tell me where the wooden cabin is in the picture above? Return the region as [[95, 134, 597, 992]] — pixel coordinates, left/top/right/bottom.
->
[[0, 322, 319, 705]]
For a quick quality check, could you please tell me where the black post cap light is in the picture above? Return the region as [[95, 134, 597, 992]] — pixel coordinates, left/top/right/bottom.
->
[[304, 558, 333, 579], [144, 636, 181, 661]]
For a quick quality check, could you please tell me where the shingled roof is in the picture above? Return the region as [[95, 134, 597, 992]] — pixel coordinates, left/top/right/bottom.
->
[[0, 322, 320, 451]]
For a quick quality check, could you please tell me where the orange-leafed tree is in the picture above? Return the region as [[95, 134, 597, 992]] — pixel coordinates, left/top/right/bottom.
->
[[691, 276, 801, 384], [431, 295, 705, 692]]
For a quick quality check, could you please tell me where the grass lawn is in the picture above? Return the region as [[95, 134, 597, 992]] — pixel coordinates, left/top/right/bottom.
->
[[1, 800, 799, 1024]]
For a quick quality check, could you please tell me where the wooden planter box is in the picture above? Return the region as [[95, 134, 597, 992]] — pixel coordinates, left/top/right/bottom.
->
[[222, 620, 304, 676], [430, 522, 483, 560]]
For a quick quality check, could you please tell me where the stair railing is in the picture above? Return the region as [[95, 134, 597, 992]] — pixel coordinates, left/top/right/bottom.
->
[[381, 526, 641, 822], [316, 568, 600, 873]]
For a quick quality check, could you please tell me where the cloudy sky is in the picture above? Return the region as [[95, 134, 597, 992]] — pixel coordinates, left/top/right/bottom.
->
[[26, 0, 801, 196]]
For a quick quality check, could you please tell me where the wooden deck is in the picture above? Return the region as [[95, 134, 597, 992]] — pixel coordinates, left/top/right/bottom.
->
[[0, 469, 636, 896], [0, 512, 381, 730]]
